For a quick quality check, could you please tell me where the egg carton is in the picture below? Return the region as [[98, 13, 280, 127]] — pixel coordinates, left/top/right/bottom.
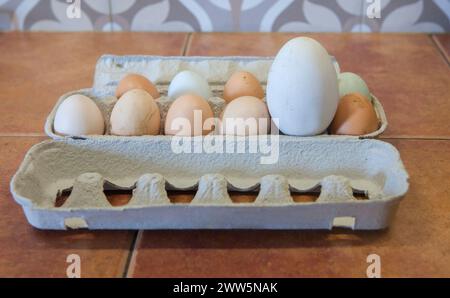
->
[[44, 56, 387, 139], [11, 55, 407, 230], [11, 137, 408, 230]]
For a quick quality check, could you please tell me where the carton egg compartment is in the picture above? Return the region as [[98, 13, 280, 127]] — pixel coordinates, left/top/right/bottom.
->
[[68, 85, 228, 137], [53, 172, 375, 209], [51, 82, 385, 138]]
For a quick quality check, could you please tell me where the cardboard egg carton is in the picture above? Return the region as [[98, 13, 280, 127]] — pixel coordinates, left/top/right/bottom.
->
[[10, 56, 408, 230]]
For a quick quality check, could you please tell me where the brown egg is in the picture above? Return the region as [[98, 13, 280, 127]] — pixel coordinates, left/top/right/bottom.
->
[[116, 73, 160, 99], [329, 93, 379, 135], [110, 89, 160, 136], [221, 96, 270, 136], [223, 71, 264, 103], [165, 94, 214, 136]]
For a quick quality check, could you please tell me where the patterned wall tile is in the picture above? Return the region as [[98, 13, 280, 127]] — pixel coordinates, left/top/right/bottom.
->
[[109, 0, 203, 32], [0, 0, 23, 30], [258, 0, 449, 32], [262, 0, 364, 32], [0, 0, 449, 32], [0, 11, 12, 30], [361, 0, 450, 32], [0, 0, 112, 31]]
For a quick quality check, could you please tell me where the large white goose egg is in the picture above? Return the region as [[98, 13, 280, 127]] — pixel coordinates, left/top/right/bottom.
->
[[266, 37, 339, 136]]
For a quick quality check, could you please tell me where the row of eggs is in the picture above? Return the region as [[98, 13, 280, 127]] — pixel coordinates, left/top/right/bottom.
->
[[54, 70, 270, 137], [54, 37, 379, 137]]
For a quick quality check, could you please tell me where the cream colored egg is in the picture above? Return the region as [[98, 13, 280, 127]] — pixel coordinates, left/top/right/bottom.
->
[[110, 89, 160, 136], [221, 96, 270, 136], [54, 94, 105, 136]]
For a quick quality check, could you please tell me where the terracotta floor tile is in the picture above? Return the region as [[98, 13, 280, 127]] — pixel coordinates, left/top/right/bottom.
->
[[0, 137, 135, 277], [433, 34, 450, 63], [187, 33, 450, 138], [0, 32, 187, 135], [129, 140, 450, 277]]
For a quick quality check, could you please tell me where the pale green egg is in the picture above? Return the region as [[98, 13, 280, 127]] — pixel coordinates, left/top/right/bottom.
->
[[338, 72, 371, 100]]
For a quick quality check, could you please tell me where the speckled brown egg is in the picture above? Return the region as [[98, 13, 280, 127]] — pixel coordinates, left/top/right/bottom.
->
[[223, 71, 264, 103], [164, 94, 214, 136], [116, 73, 160, 99], [329, 93, 379, 136]]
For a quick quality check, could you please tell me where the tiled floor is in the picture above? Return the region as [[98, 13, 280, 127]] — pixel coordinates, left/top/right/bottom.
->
[[130, 139, 450, 277], [1, 32, 449, 277], [0, 32, 188, 277], [0, 137, 136, 277], [0, 32, 187, 135]]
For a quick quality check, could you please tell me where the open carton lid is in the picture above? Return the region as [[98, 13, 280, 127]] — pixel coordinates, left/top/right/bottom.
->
[[10, 136, 409, 230]]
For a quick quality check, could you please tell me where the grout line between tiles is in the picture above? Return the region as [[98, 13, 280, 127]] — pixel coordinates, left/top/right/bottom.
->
[[359, 1, 365, 33], [108, 0, 114, 33], [430, 35, 450, 67], [182, 32, 192, 56], [122, 230, 141, 278]]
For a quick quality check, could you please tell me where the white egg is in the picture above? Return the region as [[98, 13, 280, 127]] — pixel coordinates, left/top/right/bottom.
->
[[54, 94, 105, 136], [266, 37, 339, 136], [168, 70, 211, 100]]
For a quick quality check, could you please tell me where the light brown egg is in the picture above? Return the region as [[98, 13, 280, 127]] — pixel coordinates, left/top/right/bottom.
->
[[221, 96, 270, 136], [110, 89, 160, 136], [165, 94, 214, 136], [329, 93, 379, 135], [116, 73, 160, 99], [223, 71, 264, 103]]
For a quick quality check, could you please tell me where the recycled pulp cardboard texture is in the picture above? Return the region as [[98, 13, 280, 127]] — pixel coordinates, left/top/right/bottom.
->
[[11, 137, 409, 230], [44, 56, 387, 139]]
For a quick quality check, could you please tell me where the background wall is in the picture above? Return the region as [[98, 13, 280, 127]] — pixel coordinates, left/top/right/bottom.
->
[[0, 0, 449, 32]]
